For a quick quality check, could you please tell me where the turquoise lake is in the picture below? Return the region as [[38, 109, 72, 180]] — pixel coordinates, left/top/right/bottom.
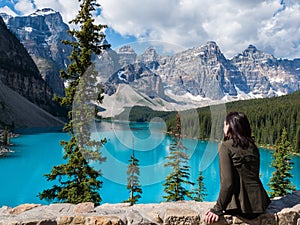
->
[[1, 121, 299, 207]]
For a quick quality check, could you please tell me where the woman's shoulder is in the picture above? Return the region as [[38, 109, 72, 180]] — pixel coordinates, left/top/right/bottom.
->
[[219, 139, 259, 159], [220, 139, 234, 148], [220, 139, 257, 150], [219, 139, 234, 153]]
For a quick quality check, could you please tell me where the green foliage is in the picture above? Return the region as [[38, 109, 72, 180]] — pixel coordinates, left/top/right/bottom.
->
[[115, 106, 177, 123], [39, 136, 103, 204], [124, 145, 142, 205], [226, 91, 300, 153], [268, 128, 296, 198], [39, 0, 109, 206], [163, 114, 194, 201], [2, 126, 8, 146], [120, 91, 300, 152], [192, 171, 207, 202]]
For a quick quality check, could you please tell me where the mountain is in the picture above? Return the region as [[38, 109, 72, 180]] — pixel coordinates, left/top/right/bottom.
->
[[2, 8, 74, 96], [135, 42, 299, 99], [95, 41, 300, 117], [231, 45, 300, 96], [0, 15, 63, 128], [2, 8, 299, 117], [0, 82, 63, 128]]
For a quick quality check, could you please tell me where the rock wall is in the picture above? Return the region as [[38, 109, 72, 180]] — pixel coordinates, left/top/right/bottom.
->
[[5, 8, 72, 96], [0, 15, 63, 118], [0, 191, 299, 225]]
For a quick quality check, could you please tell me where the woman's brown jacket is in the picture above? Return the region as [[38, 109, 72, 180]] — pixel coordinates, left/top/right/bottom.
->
[[211, 139, 271, 215]]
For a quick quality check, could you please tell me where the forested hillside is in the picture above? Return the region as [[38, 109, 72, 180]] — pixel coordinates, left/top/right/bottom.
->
[[226, 91, 300, 152], [114, 90, 300, 152]]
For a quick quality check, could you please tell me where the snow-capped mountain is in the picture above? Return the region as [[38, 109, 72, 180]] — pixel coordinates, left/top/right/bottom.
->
[[0, 12, 12, 24], [142, 41, 300, 100], [3, 8, 73, 95], [96, 41, 300, 116], [2, 8, 299, 116], [231, 45, 300, 97], [0, 15, 63, 127]]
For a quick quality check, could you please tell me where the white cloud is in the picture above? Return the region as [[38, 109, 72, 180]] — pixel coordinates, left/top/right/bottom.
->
[[4, 0, 79, 24], [3, 0, 300, 59], [14, 0, 35, 15], [34, 0, 79, 23], [257, 3, 300, 59], [99, 0, 300, 59]]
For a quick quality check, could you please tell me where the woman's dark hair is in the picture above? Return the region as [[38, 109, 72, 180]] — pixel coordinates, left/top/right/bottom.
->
[[224, 112, 255, 149]]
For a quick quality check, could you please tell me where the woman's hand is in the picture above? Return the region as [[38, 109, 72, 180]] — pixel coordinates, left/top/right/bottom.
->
[[205, 210, 219, 224]]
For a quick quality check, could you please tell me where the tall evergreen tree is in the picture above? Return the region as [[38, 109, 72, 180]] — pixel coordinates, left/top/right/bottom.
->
[[124, 139, 142, 205], [2, 126, 8, 146], [39, 0, 110, 206], [295, 127, 300, 153], [192, 171, 207, 202], [163, 114, 194, 202], [268, 128, 296, 198]]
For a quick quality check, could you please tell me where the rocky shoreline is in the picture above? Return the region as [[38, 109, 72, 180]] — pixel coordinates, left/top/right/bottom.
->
[[0, 129, 17, 156], [0, 191, 299, 225]]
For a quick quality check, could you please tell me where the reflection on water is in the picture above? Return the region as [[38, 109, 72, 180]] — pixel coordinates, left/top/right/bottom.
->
[[0, 121, 299, 207]]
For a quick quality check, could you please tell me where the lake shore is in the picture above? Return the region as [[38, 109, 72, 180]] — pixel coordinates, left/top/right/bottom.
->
[[0, 129, 18, 156]]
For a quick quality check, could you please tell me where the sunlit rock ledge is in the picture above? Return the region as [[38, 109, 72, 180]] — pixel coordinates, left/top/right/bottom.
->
[[0, 191, 299, 225]]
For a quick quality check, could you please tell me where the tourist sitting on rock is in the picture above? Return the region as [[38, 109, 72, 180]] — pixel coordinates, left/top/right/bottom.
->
[[205, 112, 271, 224]]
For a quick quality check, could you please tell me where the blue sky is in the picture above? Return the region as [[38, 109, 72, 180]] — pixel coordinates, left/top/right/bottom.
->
[[1, 0, 300, 59]]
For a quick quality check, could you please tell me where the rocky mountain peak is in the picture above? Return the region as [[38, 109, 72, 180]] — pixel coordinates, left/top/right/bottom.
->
[[0, 13, 12, 23], [117, 45, 136, 54], [100, 40, 299, 113], [143, 47, 158, 57], [205, 41, 220, 52], [5, 9, 72, 96], [138, 47, 160, 63], [106, 62, 166, 99], [29, 8, 58, 17], [245, 44, 258, 53], [179, 41, 227, 68], [116, 45, 137, 66], [4, 10, 299, 114], [200, 41, 226, 61], [0, 16, 40, 78], [236, 44, 275, 62], [0, 17, 62, 120], [230, 44, 299, 97]]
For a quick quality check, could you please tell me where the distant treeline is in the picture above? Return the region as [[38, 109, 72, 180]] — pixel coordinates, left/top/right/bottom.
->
[[114, 90, 300, 153]]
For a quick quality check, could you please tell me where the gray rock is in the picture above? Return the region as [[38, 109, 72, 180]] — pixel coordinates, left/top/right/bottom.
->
[[100, 41, 300, 109], [117, 45, 137, 67], [0, 192, 299, 225], [164, 208, 200, 225], [0, 16, 64, 127], [4, 8, 72, 96]]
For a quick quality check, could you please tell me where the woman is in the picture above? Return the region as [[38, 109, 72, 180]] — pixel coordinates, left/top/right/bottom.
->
[[205, 112, 270, 224]]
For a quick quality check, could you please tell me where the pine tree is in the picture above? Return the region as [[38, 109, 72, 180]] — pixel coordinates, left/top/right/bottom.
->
[[163, 114, 194, 201], [39, 0, 110, 206], [2, 126, 8, 146], [192, 171, 207, 202], [268, 128, 296, 198], [295, 127, 300, 153], [124, 139, 142, 205]]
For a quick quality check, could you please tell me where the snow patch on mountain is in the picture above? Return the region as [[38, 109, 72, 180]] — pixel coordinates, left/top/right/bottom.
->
[[0, 13, 12, 23], [29, 8, 57, 17], [24, 26, 33, 32], [117, 71, 127, 82]]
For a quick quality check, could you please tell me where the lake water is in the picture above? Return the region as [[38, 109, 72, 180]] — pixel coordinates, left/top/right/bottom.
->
[[1, 121, 299, 207]]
